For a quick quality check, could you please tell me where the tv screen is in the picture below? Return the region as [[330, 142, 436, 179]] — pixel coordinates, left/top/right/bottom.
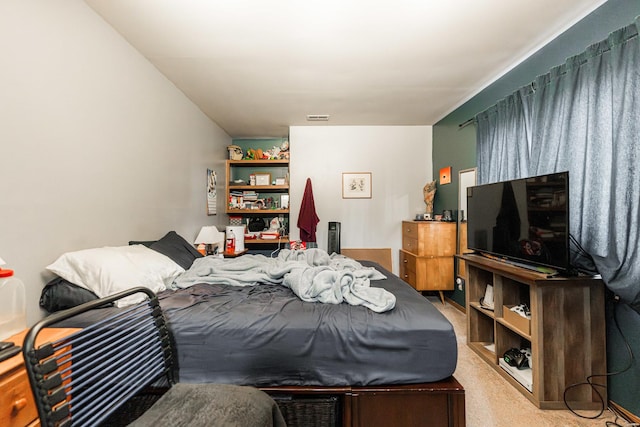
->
[[466, 172, 570, 273]]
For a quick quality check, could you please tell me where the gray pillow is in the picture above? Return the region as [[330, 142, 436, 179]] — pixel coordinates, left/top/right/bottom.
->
[[40, 277, 100, 313], [150, 231, 202, 270]]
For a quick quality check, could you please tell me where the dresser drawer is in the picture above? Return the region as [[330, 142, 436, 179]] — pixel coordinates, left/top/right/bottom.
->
[[0, 369, 37, 427], [400, 250, 417, 273], [1, 329, 78, 427], [399, 263, 416, 288], [402, 220, 457, 257], [402, 221, 419, 240], [402, 222, 423, 254], [402, 236, 419, 253], [399, 250, 417, 288]]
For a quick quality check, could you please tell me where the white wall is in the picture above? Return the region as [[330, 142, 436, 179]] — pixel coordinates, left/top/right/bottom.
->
[[0, 1, 230, 325], [289, 126, 433, 274]]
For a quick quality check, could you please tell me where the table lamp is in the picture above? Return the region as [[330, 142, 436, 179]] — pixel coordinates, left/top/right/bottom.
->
[[194, 226, 225, 256]]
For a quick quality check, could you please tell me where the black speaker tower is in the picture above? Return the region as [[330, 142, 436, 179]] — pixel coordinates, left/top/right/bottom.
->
[[328, 222, 341, 254]]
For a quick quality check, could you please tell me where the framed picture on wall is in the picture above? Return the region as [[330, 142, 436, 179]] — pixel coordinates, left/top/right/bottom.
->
[[342, 172, 372, 199]]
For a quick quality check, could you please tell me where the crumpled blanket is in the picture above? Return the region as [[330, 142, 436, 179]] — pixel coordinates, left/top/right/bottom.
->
[[171, 248, 396, 312]]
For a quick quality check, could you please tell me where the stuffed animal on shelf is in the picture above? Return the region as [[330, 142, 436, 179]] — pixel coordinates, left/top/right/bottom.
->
[[245, 148, 265, 160]]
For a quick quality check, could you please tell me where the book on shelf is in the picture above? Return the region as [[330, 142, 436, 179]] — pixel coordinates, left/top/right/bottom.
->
[[242, 191, 258, 201]]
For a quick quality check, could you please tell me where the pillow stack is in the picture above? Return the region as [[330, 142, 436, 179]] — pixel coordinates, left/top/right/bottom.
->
[[44, 231, 201, 309]]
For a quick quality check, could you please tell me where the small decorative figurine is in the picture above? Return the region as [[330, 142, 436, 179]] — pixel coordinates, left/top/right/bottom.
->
[[423, 181, 436, 217]]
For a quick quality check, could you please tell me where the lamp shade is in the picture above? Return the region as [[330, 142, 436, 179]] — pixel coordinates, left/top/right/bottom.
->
[[194, 226, 225, 245]]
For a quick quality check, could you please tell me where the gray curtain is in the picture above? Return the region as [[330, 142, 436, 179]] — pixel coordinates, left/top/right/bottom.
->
[[475, 86, 533, 184], [475, 17, 640, 310]]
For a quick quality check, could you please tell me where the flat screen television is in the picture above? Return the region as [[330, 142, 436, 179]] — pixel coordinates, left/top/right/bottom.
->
[[466, 171, 570, 273]]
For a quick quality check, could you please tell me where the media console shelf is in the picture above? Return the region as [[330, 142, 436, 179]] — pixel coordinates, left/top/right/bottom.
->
[[459, 253, 606, 410]]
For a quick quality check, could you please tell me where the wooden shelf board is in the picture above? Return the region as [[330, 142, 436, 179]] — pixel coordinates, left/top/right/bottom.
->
[[245, 237, 289, 244], [226, 209, 289, 214], [469, 301, 496, 319], [468, 341, 496, 364], [459, 254, 558, 285], [222, 249, 249, 258], [496, 317, 532, 340], [229, 185, 289, 190], [228, 159, 289, 165]]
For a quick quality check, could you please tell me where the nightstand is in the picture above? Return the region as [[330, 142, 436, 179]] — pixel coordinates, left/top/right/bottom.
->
[[223, 249, 249, 257], [0, 328, 79, 427]]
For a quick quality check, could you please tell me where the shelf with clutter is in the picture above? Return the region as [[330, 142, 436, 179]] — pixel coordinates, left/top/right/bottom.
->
[[224, 138, 291, 250]]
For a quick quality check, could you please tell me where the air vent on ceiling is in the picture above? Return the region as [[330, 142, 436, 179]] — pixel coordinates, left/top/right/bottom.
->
[[306, 114, 330, 121]]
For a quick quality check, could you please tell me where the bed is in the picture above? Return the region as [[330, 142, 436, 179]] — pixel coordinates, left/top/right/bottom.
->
[[41, 232, 465, 427]]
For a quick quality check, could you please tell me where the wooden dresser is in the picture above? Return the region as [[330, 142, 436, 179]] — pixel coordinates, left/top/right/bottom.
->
[[399, 220, 457, 303], [0, 328, 78, 427]]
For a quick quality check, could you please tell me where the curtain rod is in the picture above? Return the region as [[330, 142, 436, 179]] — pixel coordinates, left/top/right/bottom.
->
[[458, 80, 537, 130], [458, 117, 475, 129]]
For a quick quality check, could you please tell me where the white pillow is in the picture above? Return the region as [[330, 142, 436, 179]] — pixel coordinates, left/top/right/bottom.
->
[[47, 245, 184, 307]]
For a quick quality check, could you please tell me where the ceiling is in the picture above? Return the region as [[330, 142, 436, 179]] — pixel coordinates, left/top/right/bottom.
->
[[85, 0, 606, 138]]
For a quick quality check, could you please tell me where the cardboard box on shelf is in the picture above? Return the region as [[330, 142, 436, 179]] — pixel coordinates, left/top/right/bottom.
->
[[503, 305, 531, 335]]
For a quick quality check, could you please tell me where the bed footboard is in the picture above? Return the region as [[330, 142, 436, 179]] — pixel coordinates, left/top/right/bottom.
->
[[262, 376, 465, 427]]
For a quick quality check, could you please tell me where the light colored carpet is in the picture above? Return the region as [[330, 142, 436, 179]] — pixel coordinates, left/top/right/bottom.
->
[[432, 298, 617, 427]]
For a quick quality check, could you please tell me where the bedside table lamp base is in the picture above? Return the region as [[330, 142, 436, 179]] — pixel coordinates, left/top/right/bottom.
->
[[194, 226, 226, 257]]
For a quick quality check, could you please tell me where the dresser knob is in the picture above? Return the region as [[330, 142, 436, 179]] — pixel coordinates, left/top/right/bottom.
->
[[403, 259, 407, 263], [14, 397, 27, 411]]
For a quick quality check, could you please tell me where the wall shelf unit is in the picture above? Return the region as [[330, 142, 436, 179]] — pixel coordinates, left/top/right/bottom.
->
[[225, 159, 290, 246], [460, 253, 606, 410]]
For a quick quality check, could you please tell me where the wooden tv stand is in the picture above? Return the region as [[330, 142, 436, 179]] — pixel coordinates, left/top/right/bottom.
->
[[459, 254, 606, 410]]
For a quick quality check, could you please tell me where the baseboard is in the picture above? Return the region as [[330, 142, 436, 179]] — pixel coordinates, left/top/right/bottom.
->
[[610, 401, 640, 424], [445, 297, 465, 313]]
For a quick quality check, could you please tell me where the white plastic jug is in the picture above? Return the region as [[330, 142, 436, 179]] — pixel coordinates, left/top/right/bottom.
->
[[0, 267, 26, 341]]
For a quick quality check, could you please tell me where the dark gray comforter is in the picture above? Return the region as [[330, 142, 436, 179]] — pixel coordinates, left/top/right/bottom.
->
[[56, 261, 457, 386]]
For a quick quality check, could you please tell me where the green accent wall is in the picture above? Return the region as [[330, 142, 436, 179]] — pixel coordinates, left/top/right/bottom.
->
[[432, 0, 640, 417]]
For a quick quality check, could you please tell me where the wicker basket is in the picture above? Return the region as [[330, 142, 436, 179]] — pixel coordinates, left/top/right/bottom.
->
[[229, 216, 243, 226], [271, 395, 340, 427], [227, 145, 243, 160]]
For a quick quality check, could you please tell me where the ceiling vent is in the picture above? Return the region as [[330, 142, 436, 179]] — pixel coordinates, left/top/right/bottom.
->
[[306, 114, 330, 121]]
